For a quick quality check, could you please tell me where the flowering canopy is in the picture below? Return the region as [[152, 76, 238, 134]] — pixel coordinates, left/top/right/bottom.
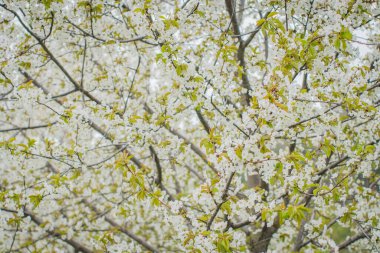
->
[[0, 0, 380, 252]]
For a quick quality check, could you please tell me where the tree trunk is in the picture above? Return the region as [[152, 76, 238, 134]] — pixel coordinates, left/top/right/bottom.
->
[[248, 222, 279, 253]]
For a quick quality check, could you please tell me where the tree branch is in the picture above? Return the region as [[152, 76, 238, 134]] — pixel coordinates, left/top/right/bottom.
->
[[144, 103, 219, 174], [149, 145, 163, 187], [206, 172, 235, 230], [2, 6, 102, 105], [22, 208, 94, 253], [225, 0, 242, 39], [19, 70, 144, 169], [46, 163, 159, 252], [195, 109, 211, 134], [297, 216, 340, 250], [338, 228, 371, 251], [66, 18, 153, 45], [0, 122, 57, 133], [243, 11, 271, 48]]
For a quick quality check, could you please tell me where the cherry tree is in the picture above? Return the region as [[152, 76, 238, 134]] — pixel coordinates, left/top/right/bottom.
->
[[0, 0, 379, 252]]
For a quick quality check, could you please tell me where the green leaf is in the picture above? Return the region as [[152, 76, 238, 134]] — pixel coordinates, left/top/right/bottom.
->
[[184, 231, 195, 246], [157, 92, 171, 106], [274, 100, 288, 111], [287, 151, 306, 163], [176, 63, 188, 76], [200, 138, 214, 154], [235, 145, 243, 159], [29, 194, 43, 208], [365, 145, 375, 154], [151, 196, 161, 206], [271, 18, 285, 33], [192, 76, 204, 83], [251, 96, 259, 109], [216, 233, 232, 253], [334, 39, 341, 50], [18, 80, 34, 90], [267, 12, 279, 18], [341, 27, 352, 40], [198, 214, 210, 223], [256, 18, 266, 26], [27, 138, 36, 148], [220, 200, 232, 215], [201, 230, 211, 236], [7, 216, 23, 226], [286, 204, 310, 225], [19, 61, 31, 69], [261, 208, 270, 221], [322, 145, 332, 157], [41, 0, 63, 9], [275, 162, 283, 171], [137, 190, 146, 200], [133, 8, 144, 14]]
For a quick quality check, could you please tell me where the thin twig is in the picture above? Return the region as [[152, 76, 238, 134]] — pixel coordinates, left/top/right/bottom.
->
[[206, 172, 235, 230], [0, 122, 57, 133]]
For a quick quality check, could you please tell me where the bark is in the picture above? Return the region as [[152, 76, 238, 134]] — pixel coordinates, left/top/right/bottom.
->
[[248, 221, 279, 253]]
